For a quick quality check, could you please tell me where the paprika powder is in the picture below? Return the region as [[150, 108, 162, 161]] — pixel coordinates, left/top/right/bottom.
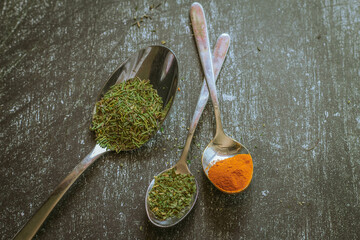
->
[[208, 154, 253, 193]]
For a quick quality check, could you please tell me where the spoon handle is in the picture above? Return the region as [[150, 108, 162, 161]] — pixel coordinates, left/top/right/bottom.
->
[[190, 2, 224, 134], [13, 145, 108, 240], [178, 34, 230, 167]]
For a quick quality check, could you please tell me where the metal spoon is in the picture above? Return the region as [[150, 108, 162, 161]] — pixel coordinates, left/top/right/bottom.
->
[[13, 46, 179, 240], [145, 34, 230, 227], [190, 2, 253, 194]]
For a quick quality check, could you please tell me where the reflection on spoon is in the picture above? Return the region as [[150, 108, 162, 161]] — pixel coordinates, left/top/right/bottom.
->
[[13, 46, 179, 240], [190, 2, 253, 194], [145, 33, 231, 227]]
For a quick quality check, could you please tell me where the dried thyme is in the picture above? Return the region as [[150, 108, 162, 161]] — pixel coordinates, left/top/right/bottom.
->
[[148, 168, 196, 220], [90, 77, 165, 152]]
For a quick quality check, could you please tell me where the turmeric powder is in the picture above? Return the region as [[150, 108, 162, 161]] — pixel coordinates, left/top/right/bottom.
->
[[208, 154, 253, 193]]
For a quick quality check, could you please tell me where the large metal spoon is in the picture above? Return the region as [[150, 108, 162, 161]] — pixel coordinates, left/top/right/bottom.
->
[[13, 46, 179, 240], [145, 34, 230, 227], [190, 2, 253, 194]]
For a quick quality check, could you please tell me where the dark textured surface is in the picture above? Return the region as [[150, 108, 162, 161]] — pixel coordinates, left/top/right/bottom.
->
[[1, 0, 359, 239]]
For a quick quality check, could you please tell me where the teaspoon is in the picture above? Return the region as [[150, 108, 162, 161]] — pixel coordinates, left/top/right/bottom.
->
[[145, 33, 231, 227], [13, 46, 179, 240], [190, 2, 253, 194]]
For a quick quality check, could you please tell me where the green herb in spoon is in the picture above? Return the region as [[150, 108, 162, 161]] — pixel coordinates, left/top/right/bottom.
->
[[90, 77, 165, 152], [148, 168, 196, 220]]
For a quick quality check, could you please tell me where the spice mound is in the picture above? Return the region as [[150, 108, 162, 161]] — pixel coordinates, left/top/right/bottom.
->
[[208, 154, 253, 193], [90, 77, 165, 152], [148, 168, 196, 220]]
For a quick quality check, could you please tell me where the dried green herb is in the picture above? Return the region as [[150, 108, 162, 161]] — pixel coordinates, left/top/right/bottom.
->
[[148, 168, 196, 220], [90, 77, 165, 152]]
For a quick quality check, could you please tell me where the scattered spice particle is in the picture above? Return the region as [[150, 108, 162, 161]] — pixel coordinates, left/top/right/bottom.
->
[[161, 40, 166, 45], [132, 4, 160, 29]]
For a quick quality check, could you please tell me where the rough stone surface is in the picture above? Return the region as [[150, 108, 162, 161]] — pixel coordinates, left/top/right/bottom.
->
[[1, 0, 359, 239]]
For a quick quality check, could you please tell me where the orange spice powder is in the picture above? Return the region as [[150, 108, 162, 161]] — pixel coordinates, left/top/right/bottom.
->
[[208, 154, 253, 193]]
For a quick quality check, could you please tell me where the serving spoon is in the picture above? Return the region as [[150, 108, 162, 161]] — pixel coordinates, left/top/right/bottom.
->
[[145, 33, 230, 227], [190, 2, 253, 194], [13, 46, 179, 240]]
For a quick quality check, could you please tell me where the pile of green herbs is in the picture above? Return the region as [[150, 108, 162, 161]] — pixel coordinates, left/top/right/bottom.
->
[[148, 168, 196, 220], [90, 77, 165, 152]]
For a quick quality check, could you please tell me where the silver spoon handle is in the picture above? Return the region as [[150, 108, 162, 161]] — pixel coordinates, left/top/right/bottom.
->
[[190, 2, 223, 134], [13, 144, 108, 240], [178, 34, 230, 166]]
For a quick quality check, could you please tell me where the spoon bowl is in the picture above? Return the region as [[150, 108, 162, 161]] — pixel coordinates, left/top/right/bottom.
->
[[202, 132, 252, 194], [13, 46, 179, 240], [96, 45, 179, 133], [145, 168, 199, 227]]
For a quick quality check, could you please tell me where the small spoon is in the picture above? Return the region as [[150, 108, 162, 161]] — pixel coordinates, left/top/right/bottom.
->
[[190, 2, 253, 194], [145, 34, 231, 227], [13, 46, 179, 240]]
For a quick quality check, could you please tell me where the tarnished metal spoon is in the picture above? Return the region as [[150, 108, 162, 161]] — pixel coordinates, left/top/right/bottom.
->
[[190, 2, 253, 194], [13, 46, 179, 240], [145, 34, 230, 227]]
